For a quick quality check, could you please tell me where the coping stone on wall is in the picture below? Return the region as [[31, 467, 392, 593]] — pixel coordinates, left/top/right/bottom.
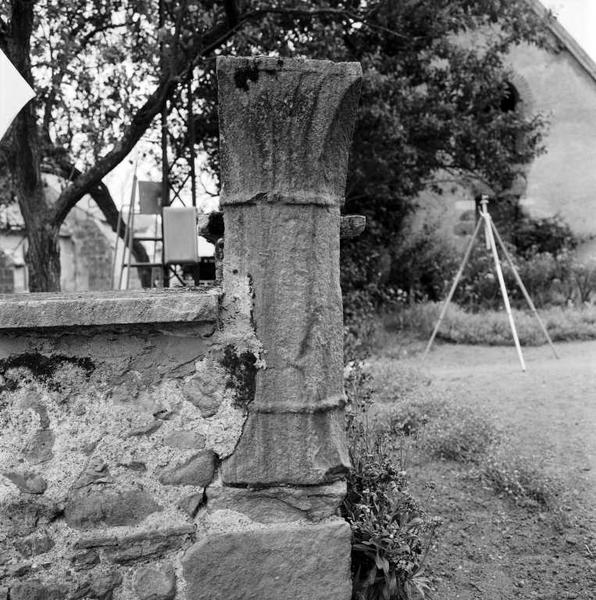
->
[[0, 288, 220, 329]]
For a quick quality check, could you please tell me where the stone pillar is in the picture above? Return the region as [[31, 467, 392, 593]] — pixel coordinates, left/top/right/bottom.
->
[[180, 57, 362, 600], [218, 56, 362, 486]]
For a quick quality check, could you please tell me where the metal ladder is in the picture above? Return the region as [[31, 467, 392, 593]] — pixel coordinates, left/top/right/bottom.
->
[[112, 172, 164, 290]]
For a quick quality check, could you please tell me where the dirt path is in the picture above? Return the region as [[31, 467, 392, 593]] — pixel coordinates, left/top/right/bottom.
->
[[413, 340, 596, 517]]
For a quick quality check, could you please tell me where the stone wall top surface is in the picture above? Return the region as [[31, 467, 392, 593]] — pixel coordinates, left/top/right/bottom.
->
[[0, 287, 220, 329]]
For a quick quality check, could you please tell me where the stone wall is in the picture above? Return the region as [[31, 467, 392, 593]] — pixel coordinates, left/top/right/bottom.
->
[[0, 56, 361, 600]]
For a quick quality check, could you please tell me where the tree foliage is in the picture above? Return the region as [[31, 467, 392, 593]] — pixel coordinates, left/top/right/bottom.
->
[[0, 0, 551, 293]]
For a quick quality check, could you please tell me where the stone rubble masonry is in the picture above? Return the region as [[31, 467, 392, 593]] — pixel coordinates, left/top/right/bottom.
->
[[0, 289, 231, 598], [0, 57, 361, 600]]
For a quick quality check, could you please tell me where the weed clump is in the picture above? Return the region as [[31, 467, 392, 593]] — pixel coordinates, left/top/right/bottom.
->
[[343, 362, 439, 600], [482, 449, 563, 509], [422, 404, 501, 463]]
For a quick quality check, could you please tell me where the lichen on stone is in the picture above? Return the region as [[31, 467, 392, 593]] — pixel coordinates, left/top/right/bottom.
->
[[220, 345, 258, 411]]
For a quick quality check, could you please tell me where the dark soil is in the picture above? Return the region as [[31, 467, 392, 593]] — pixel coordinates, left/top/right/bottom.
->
[[409, 460, 595, 600], [399, 340, 596, 600]]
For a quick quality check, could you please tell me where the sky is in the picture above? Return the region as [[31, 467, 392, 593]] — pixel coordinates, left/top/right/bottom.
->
[[541, 0, 596, 61]]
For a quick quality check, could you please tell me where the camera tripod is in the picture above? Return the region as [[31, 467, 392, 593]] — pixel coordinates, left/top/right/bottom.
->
[[423, 196, 558, 371]]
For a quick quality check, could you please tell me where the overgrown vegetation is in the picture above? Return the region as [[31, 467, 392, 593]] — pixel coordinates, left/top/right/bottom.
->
[[343, 357, 571, 597], [380, 302, 596, 348], [482, 449, 563, 510], [343, 363, 438, 600]]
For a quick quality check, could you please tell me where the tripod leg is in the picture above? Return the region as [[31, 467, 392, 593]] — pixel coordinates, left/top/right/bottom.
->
[[423, 217, 484, 360], [485, 214, 526, 372], [490, 221, 559, 359]]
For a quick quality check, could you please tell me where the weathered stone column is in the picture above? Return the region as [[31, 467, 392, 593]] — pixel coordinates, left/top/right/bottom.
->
[[181, 57, 361, 600], [218, 56, 362, 486]]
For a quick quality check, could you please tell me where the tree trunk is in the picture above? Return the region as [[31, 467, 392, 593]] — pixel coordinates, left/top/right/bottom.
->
[[23, 217, 61, 292], [47, 156, 153, 289], [5, 0, 62, 292]]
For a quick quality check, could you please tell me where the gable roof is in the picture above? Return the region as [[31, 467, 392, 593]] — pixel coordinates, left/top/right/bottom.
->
[[529, 0, 596, 84]]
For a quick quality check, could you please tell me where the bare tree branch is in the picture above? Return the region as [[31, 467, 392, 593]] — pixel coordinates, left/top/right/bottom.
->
[[51, 2, 386, 227], [47, 153, 152, 287]]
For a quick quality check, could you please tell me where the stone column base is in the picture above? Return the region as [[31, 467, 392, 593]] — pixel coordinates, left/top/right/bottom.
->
[[182, 516, 352, 600]]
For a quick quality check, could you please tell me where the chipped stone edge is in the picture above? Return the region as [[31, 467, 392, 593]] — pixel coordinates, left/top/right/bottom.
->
[[0, 288, 221, 329]]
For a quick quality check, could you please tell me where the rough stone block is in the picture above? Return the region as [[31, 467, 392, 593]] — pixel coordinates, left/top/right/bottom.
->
[[208, 481, 346, 523], [222, 410, 349, 485], [183, 362, 226, 418], [177, 492, 204, 518], [158, 450, 216, 486], [0, 288, 220, 329], [64, 487, 161, 530], [182, 518, 351, 600], [217, 56, 361, 206], [22, 429, 54, 464], [73, 458, 114, 489], [104, 526, 195, 564], [223, 205, 344, 415], [127, 420, 163, 437], [0, 498, 60, 537], [2, 471, 47, 494], [71, 548, 100, 570], [133, 563, 176, 600], [71, 570, 123, 600], [163, 430, 206, 450], [9, 581, 68, 600], [14, 532, 54, 557]]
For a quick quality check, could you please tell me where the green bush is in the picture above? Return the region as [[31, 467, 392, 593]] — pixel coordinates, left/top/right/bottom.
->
[[391, 219, 459, 303], [343, 362, 438, 600], [453, 244, 575, 310], [511, 214, 577, 259]]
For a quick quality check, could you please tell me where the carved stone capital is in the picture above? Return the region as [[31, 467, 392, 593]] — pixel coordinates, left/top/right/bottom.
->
[[217, 56, 362, 208]]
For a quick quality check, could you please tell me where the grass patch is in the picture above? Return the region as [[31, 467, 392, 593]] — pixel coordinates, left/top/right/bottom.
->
[[380, 302, 596, 347], [422, 407, 500, 463], [366, 358, 563, 514], [482, 449, 563, 510]]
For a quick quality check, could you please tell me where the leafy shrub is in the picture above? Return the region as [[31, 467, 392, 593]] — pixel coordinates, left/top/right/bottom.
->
[[511, 214, 577, 259], [571, 258, 596, 304], [391, 219, 459, 303], [453, 244, 574, 310], [343, 287, 384, 363], [343, 362, 438, 600], [445, 213, 583, 310]]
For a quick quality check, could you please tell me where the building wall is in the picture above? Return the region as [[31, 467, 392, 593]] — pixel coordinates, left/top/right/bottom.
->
[[508, 42, 596, 240]]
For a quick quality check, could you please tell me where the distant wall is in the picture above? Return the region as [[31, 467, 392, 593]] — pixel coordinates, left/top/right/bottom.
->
[[509, 42, 596, 241]]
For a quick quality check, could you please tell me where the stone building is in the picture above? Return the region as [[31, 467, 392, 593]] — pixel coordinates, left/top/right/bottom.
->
[[0, 200, 117, 294], [413, 0, 596, 256]]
